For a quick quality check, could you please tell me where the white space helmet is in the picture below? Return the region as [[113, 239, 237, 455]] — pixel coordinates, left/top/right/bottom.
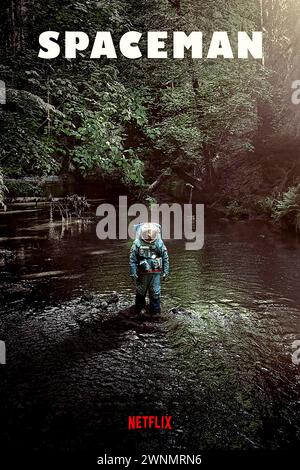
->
[[139, 223, 161, 243]]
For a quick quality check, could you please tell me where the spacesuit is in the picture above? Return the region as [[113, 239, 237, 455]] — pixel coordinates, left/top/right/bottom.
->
[[129, 223, 169, 314]]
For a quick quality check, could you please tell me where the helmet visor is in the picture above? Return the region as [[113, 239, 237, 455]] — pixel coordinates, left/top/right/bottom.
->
[[140, 224, 159, 243]]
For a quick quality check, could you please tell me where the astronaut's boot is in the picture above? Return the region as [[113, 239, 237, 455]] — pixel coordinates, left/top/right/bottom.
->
[[149, 296, 161, 315], [135, 292, 146, 314]]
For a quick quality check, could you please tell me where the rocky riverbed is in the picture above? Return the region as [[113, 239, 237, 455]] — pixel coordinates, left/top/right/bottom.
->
[[2, 286, 299, 455], [0, 290, 202, 454]]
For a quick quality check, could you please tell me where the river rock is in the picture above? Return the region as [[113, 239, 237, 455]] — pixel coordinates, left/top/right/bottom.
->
[[170, 307, 192, 316], [99, 301, 108, 309], [0, 249, 15, 258], [106, 292, 119, 304], [81, 293, 94, 302]]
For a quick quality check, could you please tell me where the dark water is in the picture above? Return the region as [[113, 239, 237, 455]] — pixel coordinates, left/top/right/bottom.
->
[[1, 206, 300, 453]]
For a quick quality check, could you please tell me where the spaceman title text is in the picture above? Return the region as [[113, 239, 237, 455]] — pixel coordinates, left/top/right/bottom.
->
[[38, 31, 263, 60]]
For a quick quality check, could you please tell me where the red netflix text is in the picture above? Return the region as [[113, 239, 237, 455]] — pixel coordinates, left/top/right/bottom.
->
[[128, 415, 173, 430]]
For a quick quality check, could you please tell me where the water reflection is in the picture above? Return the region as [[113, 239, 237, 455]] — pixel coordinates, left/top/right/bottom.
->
[[0, 208, 300, 450]]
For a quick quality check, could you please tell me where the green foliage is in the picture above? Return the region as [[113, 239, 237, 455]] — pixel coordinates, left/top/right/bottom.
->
[[5, 180, 44, 198], [254, 187, 300, 231], [224, 200, 250, 218], [255, 197, 276, 217], [0, 2, 147, 187], [272, 185, 300, 231], [125, 0, 274, 176], [0, 0, 298, 217]]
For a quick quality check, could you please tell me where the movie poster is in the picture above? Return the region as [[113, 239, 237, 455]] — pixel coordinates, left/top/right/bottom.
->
[[1, 0, 300, 467]]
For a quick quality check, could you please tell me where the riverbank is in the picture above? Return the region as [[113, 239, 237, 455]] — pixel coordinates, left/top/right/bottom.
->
[[1, 157, 300, 235], [207, 153, 300, 233]]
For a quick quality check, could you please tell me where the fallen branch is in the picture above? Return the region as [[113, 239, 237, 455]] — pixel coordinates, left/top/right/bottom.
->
[[146, 172, 172, 194]]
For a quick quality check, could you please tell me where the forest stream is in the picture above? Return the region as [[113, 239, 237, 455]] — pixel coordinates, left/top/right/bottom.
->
[[0, 205, 300, 454]]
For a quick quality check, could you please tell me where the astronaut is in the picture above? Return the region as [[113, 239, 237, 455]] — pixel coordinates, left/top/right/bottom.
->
[[129, 223, 169, 314]]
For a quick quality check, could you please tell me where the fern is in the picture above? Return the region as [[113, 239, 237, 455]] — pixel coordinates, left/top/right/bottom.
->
[[273, 185, 300, 231], [0, 167, 7, 205]]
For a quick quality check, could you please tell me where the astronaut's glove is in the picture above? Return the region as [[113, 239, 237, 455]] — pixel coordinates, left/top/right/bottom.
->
[[162, 274, 168, 281]]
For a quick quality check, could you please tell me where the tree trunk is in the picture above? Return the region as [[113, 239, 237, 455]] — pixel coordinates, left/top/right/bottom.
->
[[145, 172, 171, 195], [172, 165, 203, 192]]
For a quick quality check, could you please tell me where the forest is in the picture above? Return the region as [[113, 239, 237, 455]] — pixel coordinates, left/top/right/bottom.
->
[[1, 0, 300, 231]]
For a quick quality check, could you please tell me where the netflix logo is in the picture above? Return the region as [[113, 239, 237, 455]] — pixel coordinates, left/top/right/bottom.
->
[[128, 416, 173, 430]]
